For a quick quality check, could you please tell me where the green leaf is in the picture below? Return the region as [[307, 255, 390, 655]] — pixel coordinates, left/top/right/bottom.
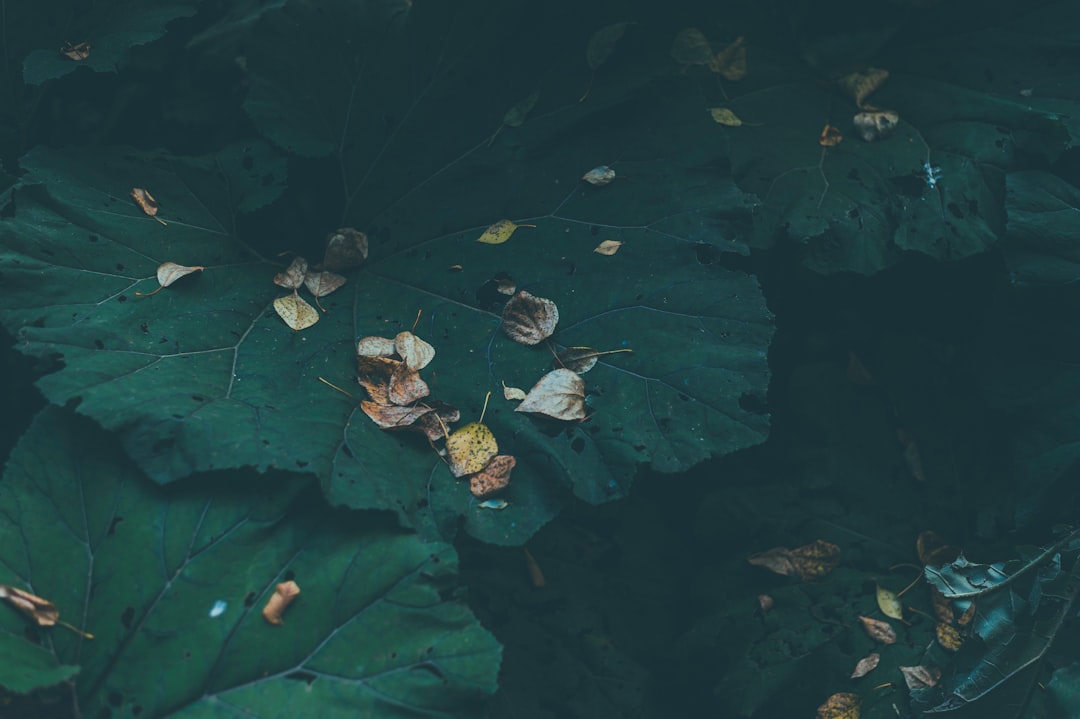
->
[[21, 1, 202, 85], [0, 407, 501, 717], [1003, 171, 1080, 286], [0, 629, 79, 695]]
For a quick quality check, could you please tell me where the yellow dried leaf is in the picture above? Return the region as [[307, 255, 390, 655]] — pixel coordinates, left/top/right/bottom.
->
[[708, 107, 744, 126], [858, 615, 897, 644], [936, 622, 963, 651], [587, 22, 630, 70], [876, 584, 904, 620], [321, 227, 368, 271], [671, 28, 713, 66], [593, 240, 623, 255], [850, 652, 880, 679], [502, 380, 527, 401], [789, 539, 840, 580], [515, 368, 586, 421], [836, 67, 889, 109], [446, 421, 499, 477], [394, 331, 435, 370], [357, 336, 397, 357], [816, 692, 860, 719], [477, 219, 534, 245], [273, 291, 319, 331], [899, 665, 941, 690], [709, 36, 746, 81], [502, 290, 559, 345], [273, 257, 308, 290], [262, 580, 300, 626], [303, 270, 346, 298], [582, 165, 616, 186], [0, 585, 59, 627], [470, 454, 516, 498], [503, 89, 541, 128]]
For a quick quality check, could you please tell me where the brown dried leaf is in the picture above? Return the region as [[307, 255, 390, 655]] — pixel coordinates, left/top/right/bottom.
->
[[858, 615, 897, 644], [394, 331, 435, 370], [0, 585, 59, 627], [708, 36, 746, 81], [899, 665, 941, 690], [936, 622, 963, 651], [262, 580, 300, 626], [837, 67, 889, 108], [746, 547, 798, 577], [516, 368, 586, 421], [273, 257, 308, 290], [496, 276, 517, 295], [593, 239, 623, 255], [303, 270, 346, 298], [414, 401, 460, 441], [789, 539, 841, 580], [876, 584, 904, 620], [555, 347, 601, 374], [357, 336, 397, 358], [360, 401, 432, 430], [273, 291, 319, 331], [671, 28, 714, 66], [470, 454, 516, 498], [850, 652, 880, 679], [502, 290, 559, 345], [582, 166, 616, 186], [816, 691, 860, 719], [130, 187, 162, 217], [321, 227, 368, 271], [446, 421, 499, 477], [819, 123, 843, 147], [388, 362, 430, 405], [357, 355, 398, 404], [930, 587, 955, 624]]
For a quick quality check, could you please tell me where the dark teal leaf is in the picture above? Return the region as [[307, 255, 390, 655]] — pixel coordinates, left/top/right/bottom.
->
[[1003, 171, 1080, 286], [0, 629, 79, 695], [0, 407, 501, 718], [21, 1, 202, 85], [1047, 661, 1080, 718]]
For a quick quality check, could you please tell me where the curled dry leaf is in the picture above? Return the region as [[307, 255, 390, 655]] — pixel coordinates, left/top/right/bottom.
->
[[273, 257, 308, 290], [414, 401, 460, 441], [321, 227, 368, 271], [136, 262, 205, 296], [516, 368, 587, 421], [816, 692, 860, 719], [360, 401, 433, 431], [858, 615, 897, 644], [477, 218, 534, 245], [130, 187, 161, 217], [394, 331, 435, 370], [593, 239, 623, 255], [709, 36, 746, 81], [671, 28, 714, 66], [357, 355, 398, 404], [446, 421, 499, 477], [388, 362, 430, 405], [0, 585, 59, 627], [470, 454, 516, 498], [357, 335, 397, 358], [303, 270, 346, 298], [262, 580, 300, 626], [502, 290, 559, 345], [819, 123, 843, 147], [582, 165, 616, 186], [876, 584, 904, 620], [899, 665, 941, 690], [273, 291, 319, 331], [502, 381, 527, 401], [850, 652, 880, 679], [854, 110, 899, 142]]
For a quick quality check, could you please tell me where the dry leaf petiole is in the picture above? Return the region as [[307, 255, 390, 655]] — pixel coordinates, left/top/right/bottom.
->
[[317, 376, 355, 400]]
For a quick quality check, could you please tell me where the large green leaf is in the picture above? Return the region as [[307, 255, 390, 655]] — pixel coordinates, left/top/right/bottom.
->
[[0, 1, 774, 545], [1003, 171, 1080, 286], [0, 629, 79, 695], [0, 407, 501, 717]]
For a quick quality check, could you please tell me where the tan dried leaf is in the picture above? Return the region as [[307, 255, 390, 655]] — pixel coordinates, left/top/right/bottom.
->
[[816, 692, 860, 719], [262, 580, 300, 626], [470, 454, 516, 498], [876, 584, 904, 620], [858, 615, 897, 644], [357, 355, 398, 404], [446, 421, 499, 477], [930, 586, 955, 624], [671, 28, 714, 66], [414, 401, 461, 441], [502, 381, 527, 401], [709, 36, 746, 81], [502, 290, 559, 345], [388, 362, 430, 405], [322, 227, 368, 271], [936, 622, 962, 651], [850, 652, 880, 679], [303, 270, 346, 297], [819, 123, 843, 147], [582, 166, 616, 186], [273, 257, 308, 290], [593, 239, 623, 255], [516, 368, 586, 421], [130, 187, 161, 217], [156, 262, 204, 287], [789, 539, 841, 580], [394, 331, 435, 370], [357, 336, 397, 358], [899, 665, 941, 690], [360, 401, 432, 430], [273, 291, 319, 331], [0, 585, 59, 627], [556, 347, 600, 374], [746, 547, 797, 577]]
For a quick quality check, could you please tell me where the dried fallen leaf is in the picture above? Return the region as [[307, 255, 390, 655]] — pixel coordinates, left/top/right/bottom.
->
[[876, 584, 904, 620], [816, 692, 860, 719], [899, 665, 941, 690], [321, 227, 368, 271], [0, 585, 59, 627], [60, 41, 91, 61], [476, 218, 534, 245], [502, 290, 559, 345], [671, 28, 714, 66], [273, 291, 319, 331], [135, 261, 205, 296], [757, 594, 774, 612], [858, 615, 897, 644], [709, 36, 746, 81], [470, 454, 516, 498], [957, 601, 976, 626], [850, 652, 880, 679], [262, 580, 300, 625], [130, 187, 166, 224], [273, 257, 308, 290], [495, 276, 517, 295], [516, 368, 587, 421], [388, 362, 430, 405], [360, 401, 432, 431], [413, 401, 461, 441], [582, 166, 616, 186], [356, 355, 398, 404], [819, 123, 843, 147], [446, 421, 499, 477], [357, 335, 397, 358], [394, 331, 435, 370], [502, 381, 527, 401], [788, 539, 841, 580], [936, 622, 963, 651], [837, 67, 889, 109], [303, 270, 346, 299], [853, 110, 899, 142], [708, 107, 744, 126], [593, 239, 623, 255], [556, 346, 601, 374], [746, 546, 797, 577], [930, 587, 954, 624]]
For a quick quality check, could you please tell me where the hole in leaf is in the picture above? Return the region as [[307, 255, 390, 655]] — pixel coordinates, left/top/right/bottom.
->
[[106, 516, 123, 536], [118, 295, 127, 303], [571, 437, 585, 453], [120, 606, 135, 629], [191, 395, 204, 402], [243, 591, 257, 607]]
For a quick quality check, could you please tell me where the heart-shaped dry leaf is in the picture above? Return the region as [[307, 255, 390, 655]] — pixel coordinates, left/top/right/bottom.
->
[[321, 227, 368, 271], [273, 257, 308, 290], [446, 422, 498, 477], [303, 270, 346, 298], [394, 331, 435, 370], [502, 290, 559, 345], [273, 291, 319, 330], [156, 261, 204, 287], [515, 368, 586, 421]]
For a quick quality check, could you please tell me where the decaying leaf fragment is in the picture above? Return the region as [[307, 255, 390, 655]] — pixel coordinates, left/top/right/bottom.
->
[[515, 368, 587, 421], [273, 257, 308, 289], [502, 380, 527, 401], [816, 692, 860, 719], [899, 665, 941, 690], [876, 584, 904, 620], [582, 165, 616, 186], [360, 401, 433, 431], [394, 331, 435, 370], [850, 652, 880, 679], [321, 227, 368, 271], [0, 585, 59, 627], [671, 28, 714, 66], [273, 291, 320, 331], [136, 261, 205, 296], [554, 346, 632, 374], [858, 615, 897, 644], [388, 362, 430, 405], [61, 41, 91, 61], [936, 621, 963, 651], [819, 123, 843, 147], [470, 454, 516, 498], [502, 290, 559, 345], [262, 580, 300, 625], [593, 239, 623, 255], [130, 187, 167, 225], [708, 36, 746, 81], [836, 67, 889, 109], [446, 421, 499, 477], [747, 539, 841, 581], [357, 335, 397, 358], [853, 110, 899, 142], [476, 219, 535, 245]]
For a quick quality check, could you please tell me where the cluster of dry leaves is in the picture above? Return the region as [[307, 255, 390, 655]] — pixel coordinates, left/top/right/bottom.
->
[[270, 228, 369, 330]]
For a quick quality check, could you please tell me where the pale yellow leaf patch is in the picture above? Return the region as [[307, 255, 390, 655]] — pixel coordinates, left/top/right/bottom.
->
[[502, 380, 527, 401], [157, 262, 204, 287], [273, 257, 308, 290], [303, 270, 345, 297], [516, 368, 586, 421], [477, 219, 535, 245], [876, 584, 904, 620], [357, 336, 397, 357], [273, 291, 319, 331], [593, 240, 623, 255], [446, 421, 499, 477]]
